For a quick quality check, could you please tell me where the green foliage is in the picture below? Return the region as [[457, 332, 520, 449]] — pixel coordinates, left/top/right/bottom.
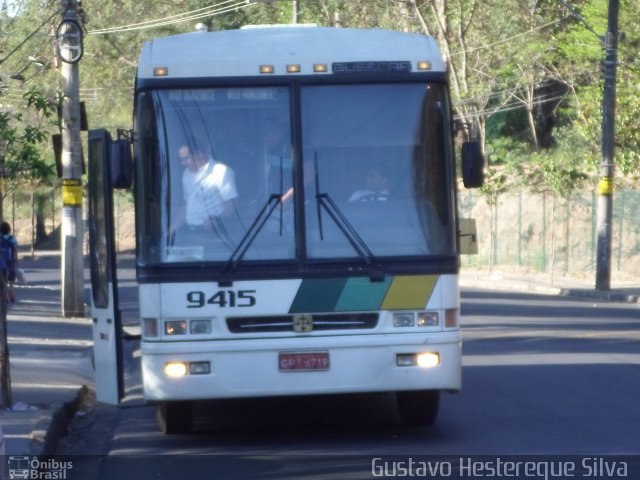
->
[[478, 167, 509, 206], [550, 0, 640, 187], [0, 0, 638, 197], [0, 88, 59, 189], [536, 151, 590, 196]]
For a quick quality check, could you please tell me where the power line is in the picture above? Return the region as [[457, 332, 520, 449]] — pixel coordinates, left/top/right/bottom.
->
[[0, 8, 59, 65], [87, 1, 238, 33], [455, 91, 570, 121], [87, 0, 257, 35], [555, 0, 604, 43], [450, 19, 562, 56]]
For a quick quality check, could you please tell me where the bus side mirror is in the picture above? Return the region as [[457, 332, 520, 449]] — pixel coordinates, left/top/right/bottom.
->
[[461, 141, 484, 188], [110, 139, 133, 189]]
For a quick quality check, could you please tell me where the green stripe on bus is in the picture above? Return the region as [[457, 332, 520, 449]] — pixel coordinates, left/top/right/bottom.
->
[[334, 276, 393, 311], [381, 275, 439, 310], [289, 278, 348, 313]]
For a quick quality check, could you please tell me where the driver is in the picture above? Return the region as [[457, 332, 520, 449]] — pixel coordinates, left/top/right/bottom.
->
[[348, 164, 390, 202]]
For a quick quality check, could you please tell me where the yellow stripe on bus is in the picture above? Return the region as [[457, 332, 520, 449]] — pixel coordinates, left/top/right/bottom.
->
[[381, 275, 438, 310]]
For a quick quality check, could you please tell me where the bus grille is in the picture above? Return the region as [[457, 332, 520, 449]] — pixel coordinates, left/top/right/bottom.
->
[[227, 313, 378, 333]]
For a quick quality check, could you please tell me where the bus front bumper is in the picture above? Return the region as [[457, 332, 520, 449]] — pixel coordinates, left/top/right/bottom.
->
[[141, 332, 461, 401]]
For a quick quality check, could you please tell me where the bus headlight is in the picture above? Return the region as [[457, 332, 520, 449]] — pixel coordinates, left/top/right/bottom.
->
[[190, 319, 212, 334], [396, 352, 440, 368], [417, 311, 439, 327], [165, 320, 188, 335], [164, 361, 210, 377], [164, 362, 188, 377], [417, 352, 440, 368], [393, 312, 415, 327]]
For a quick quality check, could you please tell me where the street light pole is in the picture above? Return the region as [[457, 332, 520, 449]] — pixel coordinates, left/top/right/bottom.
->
[[595, 0, 619, 291], [58, 0, 85, 316]]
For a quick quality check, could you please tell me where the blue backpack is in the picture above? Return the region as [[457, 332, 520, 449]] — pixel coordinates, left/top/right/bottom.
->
[[0, 236, 16, 282]]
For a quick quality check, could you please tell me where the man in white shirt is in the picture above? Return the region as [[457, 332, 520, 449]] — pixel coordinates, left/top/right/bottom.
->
[[174, 144, 238, 231]]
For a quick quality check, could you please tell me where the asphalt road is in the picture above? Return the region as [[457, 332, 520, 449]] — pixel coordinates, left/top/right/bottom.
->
[[53, 285, 640, 479]]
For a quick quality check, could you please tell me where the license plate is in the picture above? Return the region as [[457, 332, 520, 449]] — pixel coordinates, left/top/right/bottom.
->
[[279, 351, 330, 371]]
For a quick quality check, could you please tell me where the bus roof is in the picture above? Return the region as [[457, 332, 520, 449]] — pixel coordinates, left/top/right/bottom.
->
[[137, 26, 446, 80]]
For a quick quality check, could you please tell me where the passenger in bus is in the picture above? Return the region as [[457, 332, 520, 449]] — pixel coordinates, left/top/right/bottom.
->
[[170, 143, 238, 235], [348, 164, 391, 202]]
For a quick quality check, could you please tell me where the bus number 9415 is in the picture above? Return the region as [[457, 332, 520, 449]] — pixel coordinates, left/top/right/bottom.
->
[[187, 290, 256, 308]]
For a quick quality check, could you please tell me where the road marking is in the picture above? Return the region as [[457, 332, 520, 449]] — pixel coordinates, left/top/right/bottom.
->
[[464, 353, 640, 366]]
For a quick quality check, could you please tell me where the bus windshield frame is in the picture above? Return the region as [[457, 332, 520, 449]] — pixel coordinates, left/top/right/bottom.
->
[[134, 78, 458, 280]]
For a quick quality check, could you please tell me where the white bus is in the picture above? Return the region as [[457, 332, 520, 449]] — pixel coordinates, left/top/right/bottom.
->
[[88, 25, 483, 434]]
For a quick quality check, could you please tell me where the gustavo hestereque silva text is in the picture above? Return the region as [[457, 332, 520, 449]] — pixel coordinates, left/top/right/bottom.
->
[[370, 457, 631, 479]]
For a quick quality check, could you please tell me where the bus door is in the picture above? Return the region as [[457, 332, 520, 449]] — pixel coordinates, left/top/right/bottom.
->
[[87, 129, 125, 405]]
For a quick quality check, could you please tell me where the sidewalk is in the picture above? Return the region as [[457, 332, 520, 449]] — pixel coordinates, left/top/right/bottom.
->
[[460, 268, 640, 304], [0, 253, 93, 456], [0, 253, 638, 458]]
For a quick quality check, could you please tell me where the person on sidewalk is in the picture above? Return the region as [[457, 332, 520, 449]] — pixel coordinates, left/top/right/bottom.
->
[[0, 221, 18, 303]]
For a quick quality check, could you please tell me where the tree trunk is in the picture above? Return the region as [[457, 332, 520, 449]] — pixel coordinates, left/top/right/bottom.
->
[[35, 192, 49, 246], [0, 278, 12, 409]]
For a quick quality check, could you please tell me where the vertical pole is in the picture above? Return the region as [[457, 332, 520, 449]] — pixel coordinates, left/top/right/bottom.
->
[[30, 191, 35, 256], [591, 190, 596, 271], [494, 198, 499, 266], [0, 154, 8, 409], [0, 155, 4, 222], [565, 197, 570, 275], [542, 192, 546, 271], [518, 191, 522, 266], [0, 278, 11, 409], [616, 190, 625, 272], [595, 0, 619, 291], [11, 192, 15, 235], [60, 0, 85, 316]]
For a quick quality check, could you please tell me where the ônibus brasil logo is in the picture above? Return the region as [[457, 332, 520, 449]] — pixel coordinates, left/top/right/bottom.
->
[[7, 456, 73, 480]]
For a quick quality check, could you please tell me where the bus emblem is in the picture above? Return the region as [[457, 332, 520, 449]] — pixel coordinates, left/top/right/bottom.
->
[[293, 314, 313, 333]]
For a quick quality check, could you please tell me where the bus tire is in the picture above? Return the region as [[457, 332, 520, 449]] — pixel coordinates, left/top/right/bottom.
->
[[397, 390, 440, 427], [157, 401, 193, 434]]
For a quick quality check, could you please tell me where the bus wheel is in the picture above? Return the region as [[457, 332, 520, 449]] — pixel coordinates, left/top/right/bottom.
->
[[396, 390, 440, 427], [157, 401, 193, 434]]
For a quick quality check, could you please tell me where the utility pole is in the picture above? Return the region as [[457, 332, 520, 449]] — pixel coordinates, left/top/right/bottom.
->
[[595, 0, 619, 291], [57, 0, 85, 316], [0, 154, 9, 408]]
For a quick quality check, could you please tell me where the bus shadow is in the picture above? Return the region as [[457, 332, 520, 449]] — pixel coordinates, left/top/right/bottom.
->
[[192, 392, 403, 435]]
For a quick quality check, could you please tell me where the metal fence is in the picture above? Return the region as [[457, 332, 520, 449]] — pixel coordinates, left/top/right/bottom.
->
[[459, 189, 640, 280], [3, 189, 136, 254], [4, 188, 639, 281]]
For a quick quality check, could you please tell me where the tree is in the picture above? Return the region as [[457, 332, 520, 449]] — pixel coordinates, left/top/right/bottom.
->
[[0, 86, 57, 409], [551, 0, 640, 184]]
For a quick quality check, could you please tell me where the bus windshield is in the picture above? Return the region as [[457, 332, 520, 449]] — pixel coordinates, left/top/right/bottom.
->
[[135, 83, 456, 266]]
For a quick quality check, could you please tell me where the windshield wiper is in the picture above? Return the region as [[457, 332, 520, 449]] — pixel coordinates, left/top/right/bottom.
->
[[220, 193, 282, 282], [220, 155, 289, 283], [314, 154, 384, 281]]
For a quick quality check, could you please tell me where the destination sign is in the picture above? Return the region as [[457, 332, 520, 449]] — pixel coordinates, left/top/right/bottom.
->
[[166, 87, 285, 102], [332, 61, 412, 74]]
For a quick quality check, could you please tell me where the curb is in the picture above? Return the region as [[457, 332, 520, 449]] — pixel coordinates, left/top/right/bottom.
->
[[559, 288, 640, 304], [460, 277, 639, 304], [31, 385, 91, 456]]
